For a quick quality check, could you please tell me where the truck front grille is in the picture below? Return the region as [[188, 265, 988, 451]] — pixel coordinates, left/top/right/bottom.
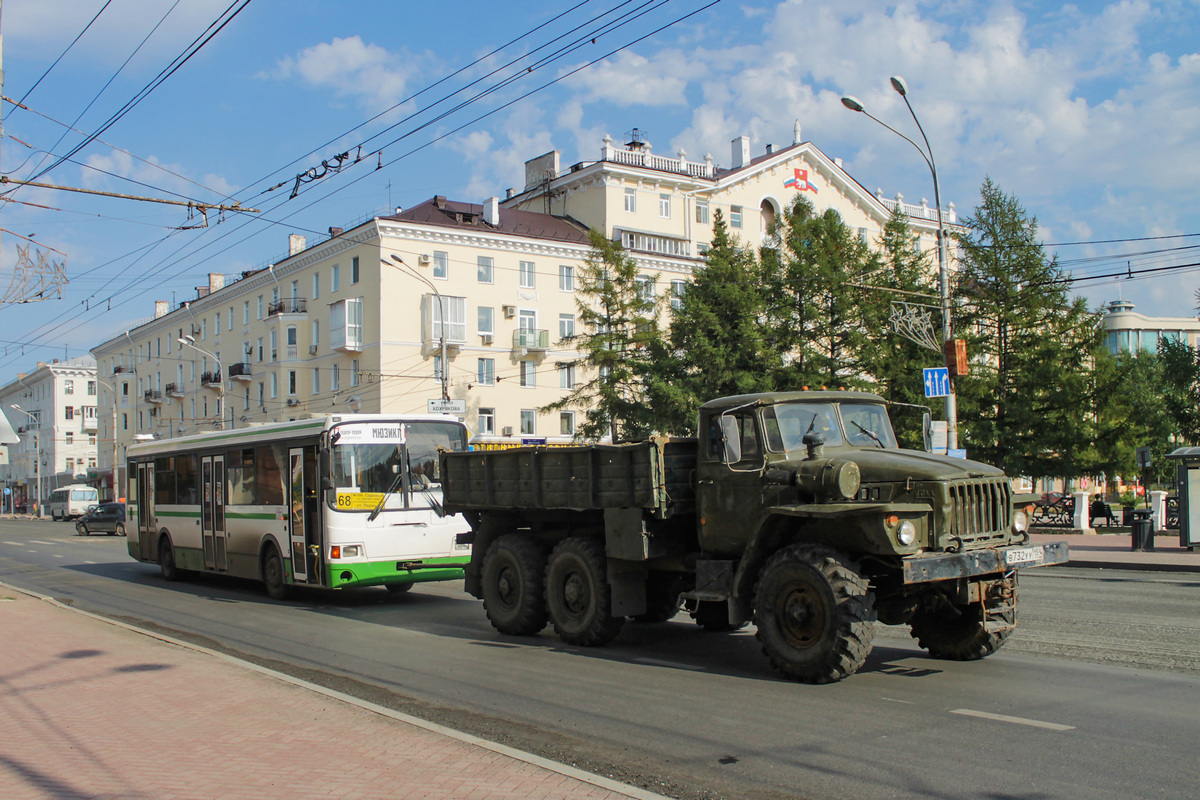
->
[[948, 479, 1011, 548]]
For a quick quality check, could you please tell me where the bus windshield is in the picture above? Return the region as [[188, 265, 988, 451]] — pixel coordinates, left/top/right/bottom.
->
[[330, 421, 467, 504]]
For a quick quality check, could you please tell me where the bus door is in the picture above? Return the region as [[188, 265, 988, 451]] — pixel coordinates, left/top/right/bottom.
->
[[288, 446, 321, 584], [201, 455, 228, 571], [137, 462, 156, 562]]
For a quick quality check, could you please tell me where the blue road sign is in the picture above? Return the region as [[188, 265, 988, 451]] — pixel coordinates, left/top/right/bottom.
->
[[923, 367, 950, 398]]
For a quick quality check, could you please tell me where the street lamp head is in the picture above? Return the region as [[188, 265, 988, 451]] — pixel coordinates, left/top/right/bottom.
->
[[889, 75, 908, 96], [840, 95, 865, 113], [390, 254, 404, 264]]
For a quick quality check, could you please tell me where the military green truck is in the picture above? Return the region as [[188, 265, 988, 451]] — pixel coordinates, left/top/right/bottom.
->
[[440, 390, 1067, 683]]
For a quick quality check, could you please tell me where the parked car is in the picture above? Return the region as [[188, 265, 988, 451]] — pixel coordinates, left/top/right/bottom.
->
[[75, 502, 126, 536]]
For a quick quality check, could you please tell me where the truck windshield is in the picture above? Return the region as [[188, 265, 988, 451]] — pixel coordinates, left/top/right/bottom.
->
[[330, 421, 467, 497], [763, 401, 898, 452]]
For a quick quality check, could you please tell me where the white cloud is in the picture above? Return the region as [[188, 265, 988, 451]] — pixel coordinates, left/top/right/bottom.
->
[[267, 36, 422, 113]]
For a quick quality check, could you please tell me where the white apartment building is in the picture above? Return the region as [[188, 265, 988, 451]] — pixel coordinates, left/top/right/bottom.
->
[[90, 122, 957, 493], [0, 357, 99, 511], [503, 123, 955, 270]]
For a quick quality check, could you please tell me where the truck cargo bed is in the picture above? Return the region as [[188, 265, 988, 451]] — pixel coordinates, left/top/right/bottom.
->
[[442, 438, 696, 517]]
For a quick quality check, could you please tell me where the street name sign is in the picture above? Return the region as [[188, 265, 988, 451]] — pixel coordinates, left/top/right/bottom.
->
[[427, 399, 466, 414]]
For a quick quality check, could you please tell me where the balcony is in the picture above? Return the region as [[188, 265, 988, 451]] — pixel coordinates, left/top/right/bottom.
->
[[512, 329, 550, 351], [80, 415, 98, 432], [144, 390, 164, 404], [268, 297, 307, 316], [166, 382, 185, 398], [112, 365, 128, 375], [201, 371, 223, 389], [228, 362, 253, 381]]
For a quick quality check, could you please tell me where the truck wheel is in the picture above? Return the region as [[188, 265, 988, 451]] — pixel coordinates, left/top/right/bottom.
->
[[631, 571, 681, 623], [754, 543, 875, 684], [481, 535, 548, 636], [910, 579, 1015, 660], [545, 537, 624, 646], [690, 600, 748, 632]]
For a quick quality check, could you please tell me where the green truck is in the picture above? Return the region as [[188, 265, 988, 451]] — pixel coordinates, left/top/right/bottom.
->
[[440, 390, 1067, 683]]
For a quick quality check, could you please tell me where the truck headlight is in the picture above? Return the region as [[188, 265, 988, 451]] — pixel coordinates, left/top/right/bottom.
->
[[1013, 509, 1029, 533], [897, 520, 917, 546]]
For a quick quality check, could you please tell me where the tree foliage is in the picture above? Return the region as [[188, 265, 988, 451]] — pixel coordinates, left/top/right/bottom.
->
[[542, 230, 664, 441], [1092, 347, 1178, 485], [951, 178, 1102, 477]]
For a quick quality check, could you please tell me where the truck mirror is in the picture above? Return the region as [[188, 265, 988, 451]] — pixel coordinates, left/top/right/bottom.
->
[[922, 412, 932, 452]]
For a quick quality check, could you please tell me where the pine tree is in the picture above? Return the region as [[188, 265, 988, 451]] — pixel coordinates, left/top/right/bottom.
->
[[952, 178, 1102, 477], [542, 230, 664, 441]]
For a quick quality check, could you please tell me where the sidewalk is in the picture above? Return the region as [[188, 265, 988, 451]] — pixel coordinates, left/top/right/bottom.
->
[[1030, 530, 1200, 573], [0, 585, 666, 800]]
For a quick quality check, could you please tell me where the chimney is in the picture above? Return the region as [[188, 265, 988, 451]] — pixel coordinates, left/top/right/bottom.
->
[[766, 144, 773, 155], [434, 195, 447, 210], [731, 135, 751, 169], [505, 187, 515, 200], [289, 234, 306, 255], [209, 273, 225, 293], [195, 286, 210, 299], [793, 120, 802, 145], [484, 197, 500, 226], [154, 300, 169, 318], [328, 226, 343, 238]]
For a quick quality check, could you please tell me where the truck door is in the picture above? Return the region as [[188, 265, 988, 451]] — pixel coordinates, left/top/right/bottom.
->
[[201, 455, 228, 570], [696, 410, 766, 553]]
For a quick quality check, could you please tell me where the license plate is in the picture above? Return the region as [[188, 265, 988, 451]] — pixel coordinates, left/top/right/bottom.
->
[[1005, 545, 1045, 566]]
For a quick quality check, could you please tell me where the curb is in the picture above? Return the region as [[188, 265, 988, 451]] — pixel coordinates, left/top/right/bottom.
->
[[1, 581, 673, 800], [1052, 558, 1200, 574]]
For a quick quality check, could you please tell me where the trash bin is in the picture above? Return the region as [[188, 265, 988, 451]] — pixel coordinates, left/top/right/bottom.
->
[[1131, 509, 1155, 552]]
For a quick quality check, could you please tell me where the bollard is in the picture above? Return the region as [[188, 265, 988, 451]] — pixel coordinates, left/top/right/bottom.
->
[[1130, 509, 1155, 552]]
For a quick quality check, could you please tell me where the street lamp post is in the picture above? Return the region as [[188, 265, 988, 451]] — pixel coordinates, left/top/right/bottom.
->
[[383, 254, 449, 401], [92, 375, 123, 501], [177, 335, 229, 430], [10, 405, 42, 519], [842, 77, 958, 451]]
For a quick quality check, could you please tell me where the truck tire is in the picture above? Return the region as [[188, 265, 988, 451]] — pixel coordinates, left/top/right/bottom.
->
[[754, 543, 875, 684], [545, 537, 624, 646], [909, 578, 1015, 660], [481, 535, 548, 636], [631, 571, 682, 623]]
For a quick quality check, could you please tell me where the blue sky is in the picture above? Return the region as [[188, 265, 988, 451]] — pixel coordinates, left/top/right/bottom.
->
[[1, 0, 1198, 385]]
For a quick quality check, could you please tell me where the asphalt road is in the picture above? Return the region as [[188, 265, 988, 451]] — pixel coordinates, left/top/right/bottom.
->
[[3, 519, 1198, 800]]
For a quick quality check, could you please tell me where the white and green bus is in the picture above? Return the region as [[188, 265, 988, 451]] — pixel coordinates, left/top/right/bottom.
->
[[126, 414, 472, 599]]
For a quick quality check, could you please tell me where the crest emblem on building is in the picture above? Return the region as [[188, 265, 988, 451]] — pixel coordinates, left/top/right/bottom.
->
[[784, 168, 818, 193]]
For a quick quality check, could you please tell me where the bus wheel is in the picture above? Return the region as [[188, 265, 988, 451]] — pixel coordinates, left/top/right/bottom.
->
[[545, 536, 624, 646], [385, 582, 414, 595], [159, 537, 180, 582], [263, 547, 291, 601], [481, 534, 548, 636]]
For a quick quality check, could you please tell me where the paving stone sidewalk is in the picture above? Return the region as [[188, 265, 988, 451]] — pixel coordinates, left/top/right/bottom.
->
[[0, 587, 664, 800]]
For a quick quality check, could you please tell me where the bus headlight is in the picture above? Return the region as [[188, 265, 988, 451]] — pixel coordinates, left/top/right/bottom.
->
[[897, 520, 917, 546], [331, 545, 361, 559]]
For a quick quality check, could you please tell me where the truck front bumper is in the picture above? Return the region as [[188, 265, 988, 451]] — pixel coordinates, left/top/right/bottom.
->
[[902, 541, 1068, 584]]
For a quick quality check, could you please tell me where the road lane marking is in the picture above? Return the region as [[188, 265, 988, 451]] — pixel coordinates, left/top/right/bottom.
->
[[951, 708, 1075, 731], [634, 657, 706, 671], [3, 541, 21, 545], [882, 697, 915, 704], [29, 540, 54, 545]]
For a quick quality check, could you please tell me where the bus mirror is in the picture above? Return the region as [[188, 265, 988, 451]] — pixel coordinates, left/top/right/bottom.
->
[[321, 477, 332, 491]]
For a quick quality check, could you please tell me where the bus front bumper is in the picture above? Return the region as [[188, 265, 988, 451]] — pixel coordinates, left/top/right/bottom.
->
[[327, 556, 470, 589]]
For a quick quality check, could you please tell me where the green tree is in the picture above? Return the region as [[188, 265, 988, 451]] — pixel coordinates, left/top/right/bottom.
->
[[644, 210, 777, 435], [1092, 347, 1177, 486], [952, 178, 1101, 478], [543, 230, 664, 441], [1157, 335, 1200, 447], [767, 196, 877, 390]]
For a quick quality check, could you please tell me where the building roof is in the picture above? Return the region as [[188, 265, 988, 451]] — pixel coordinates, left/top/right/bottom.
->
[[385, 196, 592, 245]]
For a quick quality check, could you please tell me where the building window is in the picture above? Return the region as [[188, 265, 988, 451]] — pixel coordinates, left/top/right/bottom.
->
[[659, 193, 671, 218], [696, 199, 709, 224], [258, 383, 264, 406], [312, 368, 320, 394], [560, 412, 575, 436], [351, 359, 360, 387], [730, 205, 743, 228], [331, 264, 341, 293], [559, 264, 574, 292], [312, 273, 320, 300], [351, 256, 360, 284], [519, 260, 536, 289], [88, 380, 97, 395], [477, 256, 494, 284], [257, 337, 264, 362], [520, 409, 536, 435], [66, 432, 74, 445], [64, 379, 74, 395], [478, 358, 495, 386], [520, 361, 536, 387], [257, 296, 264, 319], [270, 374, 278, 398], [122, 413, 128, 431], [311, 320, 320, 351], [331, 298, 364, 350], [89, 434, 96, 446], [433, 356, 444, 381], [331, 364, 340, 391], [433, 251, 449, 279], [65, 407, 75, 420], [559, 363, 575, 389], [624, 187, 636, 212], [559, 313, 575, 339], [478, 306, 494, 335], [478, 408, 495, 435], [670, 280, 686, 311], [423, 295, 467, 343], [288, 370, 297, 396], [244, 386, 250, 410], [635, 276, 655, 303]]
